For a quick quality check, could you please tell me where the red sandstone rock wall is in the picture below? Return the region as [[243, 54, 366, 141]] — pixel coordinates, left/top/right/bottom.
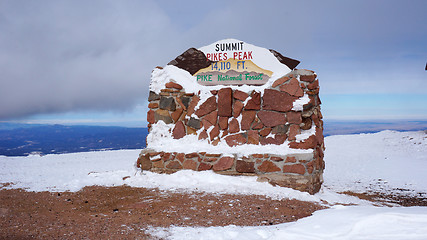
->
[[147, 69, 323, 150], [141, 68, 324, 194]]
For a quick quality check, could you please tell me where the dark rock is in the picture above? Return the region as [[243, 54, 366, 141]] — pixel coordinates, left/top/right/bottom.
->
[[168, 48, 213, 75], [236, 160, 255, 173], [187, 117, 202, 129], [154, 109, 173, 124], [180, 96, 191, 109], [301, 117, 312, 130], [269, 49, 300, 70], [272, 124, 289, 134], [159, 97, 176, 111], [148, 91, 160, 101]]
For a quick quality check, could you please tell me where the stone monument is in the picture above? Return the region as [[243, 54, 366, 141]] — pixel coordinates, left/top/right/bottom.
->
[[137, 39, 324, 194]]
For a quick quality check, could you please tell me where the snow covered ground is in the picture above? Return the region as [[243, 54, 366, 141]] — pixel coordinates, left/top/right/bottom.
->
[[1, 130, 427, 239]]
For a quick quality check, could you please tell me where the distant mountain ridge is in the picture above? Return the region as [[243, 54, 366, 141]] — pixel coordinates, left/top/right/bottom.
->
[[0, 124, 148, 156], [0, 120, 425, 157]]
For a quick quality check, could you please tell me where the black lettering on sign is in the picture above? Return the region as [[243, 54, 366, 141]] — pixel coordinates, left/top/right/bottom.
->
[[215, 42, 244, 52]]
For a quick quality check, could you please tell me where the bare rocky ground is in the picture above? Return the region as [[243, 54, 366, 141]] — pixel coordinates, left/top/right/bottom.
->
[[0, 185, 324, 239], [1, 185, 426, 240], [342, 190, 427, 207]]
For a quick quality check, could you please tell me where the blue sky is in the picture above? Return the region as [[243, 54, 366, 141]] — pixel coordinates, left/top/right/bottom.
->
[[0, 0, 426, 127]]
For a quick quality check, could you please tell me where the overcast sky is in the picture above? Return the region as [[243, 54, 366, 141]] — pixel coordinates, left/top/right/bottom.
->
[[0, 0, 426, 126]]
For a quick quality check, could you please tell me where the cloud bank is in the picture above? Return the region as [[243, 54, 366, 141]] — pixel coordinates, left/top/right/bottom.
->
[[0, 0, 426, 120]]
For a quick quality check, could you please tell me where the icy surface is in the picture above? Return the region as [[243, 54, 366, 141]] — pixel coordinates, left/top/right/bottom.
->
[[2, 130, 427, 239]]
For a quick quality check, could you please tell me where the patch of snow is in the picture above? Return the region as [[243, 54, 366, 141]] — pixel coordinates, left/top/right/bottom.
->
[[295, 124, 316, 142], [149, 205, 427, 240], [324, 130, 427, 195], [2, 130, 427, 240], [0, 149, 140, 192], [146, 122, 312, 156], [292, 94, 310, 111]]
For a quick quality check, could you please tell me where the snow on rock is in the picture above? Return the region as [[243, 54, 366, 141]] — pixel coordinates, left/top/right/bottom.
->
[[295, 124, 317, 142], [147, 121, 312, 156], [292, 94, 310, 111]]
